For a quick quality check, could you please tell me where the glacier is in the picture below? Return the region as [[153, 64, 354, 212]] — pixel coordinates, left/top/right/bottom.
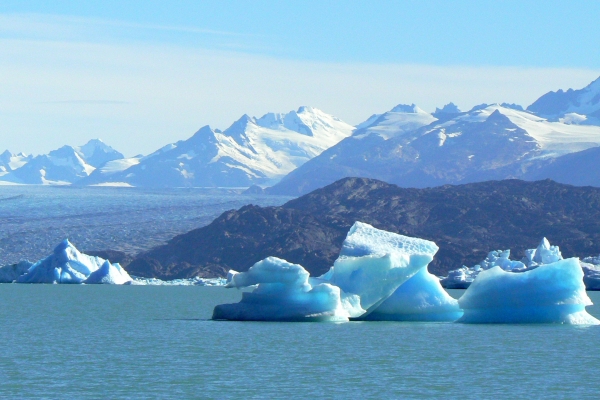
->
[[457, 259, 599, 324], [213, 222, 461, 322], [15, 239, 132, 284]]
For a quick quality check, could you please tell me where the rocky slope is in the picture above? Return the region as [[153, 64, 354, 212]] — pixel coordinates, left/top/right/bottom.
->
[[125, 178, 600, 279]]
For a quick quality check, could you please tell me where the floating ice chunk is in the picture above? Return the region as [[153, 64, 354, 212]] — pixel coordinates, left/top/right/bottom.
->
[[523, 237, 563, 267], [363, 268, 463, 321], [213, 257, 350, 321], [17, 239, 107, 284], [322, 222, 438, 316], [457, 258, 599, 324], [441, 238, 563, 289], [131, 276, 227, 286], [0, 260, 33, 283], [84, 260, 132, 284], [15, 239, 130, 284], [581, 262, 600, 290]]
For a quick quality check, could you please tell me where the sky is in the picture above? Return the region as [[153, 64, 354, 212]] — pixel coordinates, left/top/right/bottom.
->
[[1, 0, 600, 157]]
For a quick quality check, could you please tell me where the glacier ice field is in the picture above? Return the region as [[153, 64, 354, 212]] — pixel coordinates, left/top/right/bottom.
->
[[0, 186, 291, 265]]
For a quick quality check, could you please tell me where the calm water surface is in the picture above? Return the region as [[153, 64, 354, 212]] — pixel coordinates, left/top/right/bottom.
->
[[1, 286, 599, 399]]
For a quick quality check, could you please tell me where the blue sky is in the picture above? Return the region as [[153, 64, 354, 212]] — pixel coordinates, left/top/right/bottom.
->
[[1, 1, 600, 156]]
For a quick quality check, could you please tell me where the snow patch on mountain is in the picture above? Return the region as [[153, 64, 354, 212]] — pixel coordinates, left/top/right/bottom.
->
[[451, 104, 600, 156], [83, 107, 353, 187], [0, 140, 124, 185], [353, 104, 437, 140], [527, 76, 600, 125]]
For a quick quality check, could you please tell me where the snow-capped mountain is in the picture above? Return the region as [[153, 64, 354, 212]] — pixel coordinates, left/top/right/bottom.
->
[[75, 139, 124, 167], [82, 106, 353, 187], [0, 151, 31, 176], [527, 76, 600, 125], [269, 103, 600, 195], [0, 139, 123, 185]]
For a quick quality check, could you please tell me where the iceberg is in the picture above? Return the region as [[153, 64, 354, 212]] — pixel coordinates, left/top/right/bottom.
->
[[84, 260, 132, 285], [0, 260, 33, 283], [581, 255, 600, 290], [213, 222, 452, 321], [361, 268, 463, 322], [213, 257, 350, 321], [319, 222, 439, 316], [457, 259, 600, 324], [440, 238, 562, 289], [16, 239, 131, 284]]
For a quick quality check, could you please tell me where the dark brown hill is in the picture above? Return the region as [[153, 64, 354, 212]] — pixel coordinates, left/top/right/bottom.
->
[[125, 178, 600, 279]]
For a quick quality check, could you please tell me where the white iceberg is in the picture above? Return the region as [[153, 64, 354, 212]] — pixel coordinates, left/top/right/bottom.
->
[[130, 276, 226, 286], [441, 238, 562, 289], [16, 239, 131, 284], [213, 222, 450, 321], [457, 258, 599, 324], [213, 257, 350, 321], [84, 260, 132, 285]]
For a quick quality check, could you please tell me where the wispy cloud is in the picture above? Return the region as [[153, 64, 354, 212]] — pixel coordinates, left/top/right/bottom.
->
[[1, 15, 598, 158], [40, 100, 130, 105]]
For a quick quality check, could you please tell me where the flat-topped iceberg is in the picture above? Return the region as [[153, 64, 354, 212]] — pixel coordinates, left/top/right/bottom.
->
[[457, 258, 600, 324], [16, 239, 132, 284], [320, 221, 440, 317], [213, 222, 461, 322]]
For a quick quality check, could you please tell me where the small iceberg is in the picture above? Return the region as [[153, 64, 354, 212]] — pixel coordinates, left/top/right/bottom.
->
[[84, 260, 132, 285], [15, 239, 132, 285], [0, 260, 33, 283], [213, 257, 350, 321], [457, 258, 599, 324], [441, 238, 564, 289]]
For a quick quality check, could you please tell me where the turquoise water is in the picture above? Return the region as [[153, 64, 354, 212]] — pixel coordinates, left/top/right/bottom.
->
[[1, 286, 599, 399]]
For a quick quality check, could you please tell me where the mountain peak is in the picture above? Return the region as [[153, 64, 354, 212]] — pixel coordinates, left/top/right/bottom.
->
[[433, 102, 461, 116], [390, 104, 422, 113]]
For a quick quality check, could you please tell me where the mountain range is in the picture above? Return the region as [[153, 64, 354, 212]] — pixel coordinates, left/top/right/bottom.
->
[[122, 178, 600, 279], [1, 76, 599, 190], [0, 140, 123, 185]]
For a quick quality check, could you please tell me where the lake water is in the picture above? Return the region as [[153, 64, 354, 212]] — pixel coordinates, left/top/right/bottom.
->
[[0, 186, 291, 265], [1, 286, 599, 399]]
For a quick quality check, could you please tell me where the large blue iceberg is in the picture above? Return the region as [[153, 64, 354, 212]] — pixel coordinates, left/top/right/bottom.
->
[[213, 222, 462, 322], [214, 222, 598, 324], [16, 239, 132, 284], [458, 258, 599, 324]]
